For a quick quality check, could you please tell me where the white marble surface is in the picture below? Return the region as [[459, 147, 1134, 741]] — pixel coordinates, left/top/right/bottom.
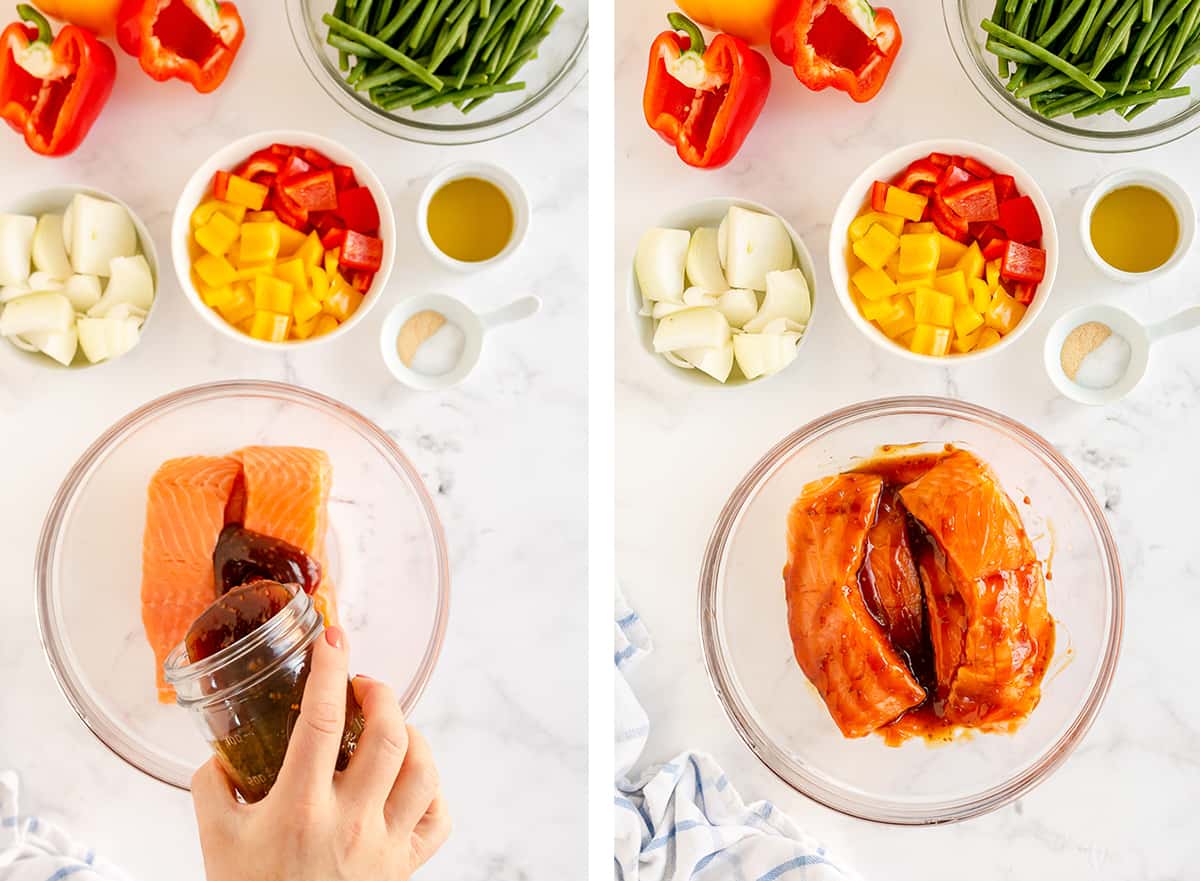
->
[[0, 7, 586, 880], [617, 2, 1200, 879]]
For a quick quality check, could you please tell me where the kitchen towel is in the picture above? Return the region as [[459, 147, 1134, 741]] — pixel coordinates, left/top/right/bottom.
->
[[0, 771, 132, 881], [614, 590, 858, 881]]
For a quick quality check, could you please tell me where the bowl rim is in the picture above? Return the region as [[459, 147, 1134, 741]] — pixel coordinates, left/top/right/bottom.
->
[[34, 379, 452, 792], [941, 0, 1200, 153], [2, 184, 160, 371], [170, 129, 397, 351], [698, 395, 1124, 825], [627, 196, 819, 389], [414, 160, 531, 273], [828, 138, 1059, 366], [285, 0, 588, 147]]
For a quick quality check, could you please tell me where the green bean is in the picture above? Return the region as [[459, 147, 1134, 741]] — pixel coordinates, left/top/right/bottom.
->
[[378, 0, 424, 42], [1116, 0, 1168, 92], [1043, 91, 1104, 115], [322, 14, 444, 89], [430, 0, 478, 73], [987, 35, 1040, 62], [327, 34, 379, 58], [1038, 0, 1088, 46], [407, 0, 454, 51], [414, 81, 524, 110], [1076, 84, 1189, 113], [455, 0, 507, 87], [1072, 0, 1122, 59], [333, 0, 350, 71], [370, 0, 395, 32], [1012, 0, 1038, 34], [1143, 0, 1153, 19], [380, 86, 440, 110], [982, 18, 1107, 93], [517, 5, 562, 55], [496, 0, 542, 74], [529, 1, 561, 36], [350, 0, 373, 29], [1154, 1, 1200, 86], [1090, 0, 1140, 77], [1069, 0, 1104, 52], [1034, 0, 1060, 35]]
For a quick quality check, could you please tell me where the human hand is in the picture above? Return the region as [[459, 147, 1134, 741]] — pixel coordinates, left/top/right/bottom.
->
[[191, 626, 451, 881]]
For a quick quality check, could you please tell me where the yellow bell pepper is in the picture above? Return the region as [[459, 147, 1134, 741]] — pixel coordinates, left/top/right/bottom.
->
[[862, 295, 902, 322], [986, 259, 1002, 290], [239, 222, 281, 265], [985, 287, 1026, 334], [914, 288, 954, 327], [953, 303, 985, 339], [296, 232, 325, 270], [852, 224, 900, 272], [250, 310, 291, 343], [292, 315, 319, 340], [911, 324, 952, 357], [276, 222, 308, 257], [673, 0, 782, 45], [244, 210, 278, 223], [254, 275, 294, 314], [310, 265, 330, 302], [898, 233, 940, 277], [852, 265, 898, 301], [293, 291, 323, 326], [970, 277, 992, 313], [218, 286, 255, 326], [878, 297, 916, 339], [850, 211, 904, 240], [937, 235, 969, 270], [883, 187, 928, 223], [956, 242, 986, 280], [191, 199, 246, 230], [32, 0, 121, 36], [224, 175, 269, 211], [977, 327, 1003, 350], [194, 253, 236, 288], [952, 327, 982, 353], [194, 211, 241, 258], [275, 258, 310, 298], [933, 270, 969, 305], [324, 276, 363, 322], [904, 222, 937, 235], [312, 314, 340, 337]]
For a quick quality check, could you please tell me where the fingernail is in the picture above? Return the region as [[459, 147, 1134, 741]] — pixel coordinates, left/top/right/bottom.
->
[[325, 626, 344, 649]]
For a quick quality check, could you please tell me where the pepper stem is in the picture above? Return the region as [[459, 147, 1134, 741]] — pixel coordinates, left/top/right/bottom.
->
[[667, 12, 706, 55], [16, 4, 52, 44]]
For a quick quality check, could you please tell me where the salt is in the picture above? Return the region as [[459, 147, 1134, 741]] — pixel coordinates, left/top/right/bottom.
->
[[409, 322, 466, 376], [1073, 333, 1131, 390]]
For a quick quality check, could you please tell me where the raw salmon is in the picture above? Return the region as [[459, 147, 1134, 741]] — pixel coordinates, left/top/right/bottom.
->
[[234, 446, 337, 626], [141, 456, 242, 702], [912, 537, 965, 701], [860, 488, 925, 665], [783, 474, 926, 738]]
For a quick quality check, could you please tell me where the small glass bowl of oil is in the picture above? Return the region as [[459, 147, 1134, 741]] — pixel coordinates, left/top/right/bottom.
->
[[1080, 169, 1195, 284], [416, 161, 530, 273]]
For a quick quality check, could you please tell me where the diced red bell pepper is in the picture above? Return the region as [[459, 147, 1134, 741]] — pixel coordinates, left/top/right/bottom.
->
[[931, 193, 970, 242], [1011, 281, 1037, 305], [943, 178, 1000, 223], [332, 164, 358, 190], [270, 188, 308, 230], [336, 186, 380, 235], [269, 143, 293, 157], [350, 270, 374, 292], [928, 152, 952, 168], [1000, 241, 1046, 283], [301, 147, 333, 169], [892, 158, 941, 192], [320, 227, 347, 250], [935, 164, 971, 195], [235, 149, 281, 182], [911, 181, 935, 198], [962, 157, 994, 179], [277, 153, 311, 182], [213, 170, 231, 200], [993, 174, 1017, 203], [310, 211, 338, 233], [982, 237, 1008, 261], [281, 169, 338, 213], [998, 195, 1042, 244], [971, 222, 1006, 249], [340, 230, 383, 272], [870, 180, 889, 212]]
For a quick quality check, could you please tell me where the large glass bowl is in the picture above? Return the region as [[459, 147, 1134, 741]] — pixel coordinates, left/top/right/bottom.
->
[[36, 381, 450, 791], [944, 0, 1200, 152], [287, 0, 588, 145], [699, 397, 1123, 824]]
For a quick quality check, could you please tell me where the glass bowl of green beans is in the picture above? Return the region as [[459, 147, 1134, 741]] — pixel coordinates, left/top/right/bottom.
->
[[286, 0, 587, 145], [944, 0, 1200, 151]]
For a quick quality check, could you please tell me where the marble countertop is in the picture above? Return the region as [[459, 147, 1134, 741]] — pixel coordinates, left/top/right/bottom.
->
[[617, 2, 1199, 879], [0, 6, 587, 880]]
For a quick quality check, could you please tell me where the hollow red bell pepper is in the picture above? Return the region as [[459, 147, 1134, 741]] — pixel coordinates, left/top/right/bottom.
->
[[998, 195, 1042, 244], [116, 0, 245, 94], [0, 4, 115, 156], [1000, 241, 1046, 284], [340, 231, 383, 272], [771, 0, 901, 102], [942, 178, 1000, 223], [644, 13, 771, 170]]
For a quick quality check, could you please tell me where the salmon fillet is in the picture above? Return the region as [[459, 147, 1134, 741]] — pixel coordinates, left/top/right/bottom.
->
[[234, 446, 337, 626], [861, 488, 925, 664], [913, 538, 965, 701], [141, 456, 242, 702], [784, 474, 926, 738]]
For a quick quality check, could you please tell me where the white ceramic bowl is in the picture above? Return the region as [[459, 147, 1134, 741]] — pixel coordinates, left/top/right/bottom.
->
[[171, 130, 396, 350], [829, 139, 1058, 365], [415, 161, 530, 273], [627, 197, 818, 388], [1078, 168, 1196, 284], [2, 186, 158, 370]]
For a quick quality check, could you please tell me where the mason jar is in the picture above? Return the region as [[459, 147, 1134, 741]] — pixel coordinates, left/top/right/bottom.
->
[[164, 583, 365, 802]]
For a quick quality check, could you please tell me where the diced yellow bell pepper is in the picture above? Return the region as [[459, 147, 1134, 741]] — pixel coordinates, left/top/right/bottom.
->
[[911, 323, 952, 357], [986, 259, 1002, 290], [977, 327, 1002, 350], [325, 248, 340, 277], [312, 314, 340, 337], [863, 295, 903, 322], [194, 252, 236, 288], [275, 258, 309, 298], [896, 275, 933, 295], [852, 224, 901, 272], [850, 211, 904, 240], [292, 315, 319, 340], [244, 210, 278, 223], [883, 186, 928, 223], [293, 290, 323, 325], [218, 286, 255, 325], [898, 328, 916, 350], [254, 275, 294, 314], [324, 277, 363, 322], [878, 296, 916, 339], [953, 303, 985, 339], [310, 265, 329, 302], [239, 222, 281, 265], [985, 287, 1026, 334], [937, 235, 969, 270], [904, 222, 937, 235], [898, 233, 940, 277], [955, 242, 985, 280], [234, 261, 276, 282], [852, 265, 898, 301], [190, 199, 246, 229], [933, 269, 969, 305], [236, 317, 255, 335], [198, 280, 234, 309], [224, 175, 269, 211], [970, 277, 992, 313], [952, 327, 982, 353], [914, 288, 955, 327], [296, 232, 325, 270], [250, 310, 291, 342], [194, 211, 241, 257], [276, 222, 308, 257]]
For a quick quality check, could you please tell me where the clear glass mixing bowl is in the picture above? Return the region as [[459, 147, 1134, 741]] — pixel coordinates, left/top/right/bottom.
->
[[944, 0, 1200, 152], [699, 397, 1123, 824], [36, 381, 450, 791], [287, 0, 588, 145]]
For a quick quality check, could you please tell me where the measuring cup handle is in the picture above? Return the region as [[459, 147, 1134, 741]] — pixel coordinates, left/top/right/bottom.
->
[[1146, 305, 1200, 342], [481, 296, 541, 330]]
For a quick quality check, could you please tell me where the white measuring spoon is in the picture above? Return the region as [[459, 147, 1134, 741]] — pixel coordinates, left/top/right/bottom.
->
[[380, 293, 541, 391], [1044, 302, 1200, 405]]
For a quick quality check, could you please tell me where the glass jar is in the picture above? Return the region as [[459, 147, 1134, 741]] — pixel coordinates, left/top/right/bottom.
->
[[164, 583, 365, 802]]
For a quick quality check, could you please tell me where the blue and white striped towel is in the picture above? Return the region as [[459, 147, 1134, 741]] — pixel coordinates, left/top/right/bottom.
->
[[614, 591, 859, 881], [0, 772, 132, 881]]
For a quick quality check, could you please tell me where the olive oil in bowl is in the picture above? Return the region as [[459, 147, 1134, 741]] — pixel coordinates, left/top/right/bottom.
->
[[1089, 185, 1180, 275], [426, 176, 514, 263]]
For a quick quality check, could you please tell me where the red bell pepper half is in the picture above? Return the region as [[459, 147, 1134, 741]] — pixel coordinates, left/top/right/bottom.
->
[[772, 0, 902, 103], [998, 195, 1042, 244], [1000, 240, 1046, 284], [339, 230, 383, 272], [644, 13, 771, 170], [942, 178, 1000, 223], [117, 0, 245, 94], [337, 186, 380, 235], [0, 4, 116, 157]]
